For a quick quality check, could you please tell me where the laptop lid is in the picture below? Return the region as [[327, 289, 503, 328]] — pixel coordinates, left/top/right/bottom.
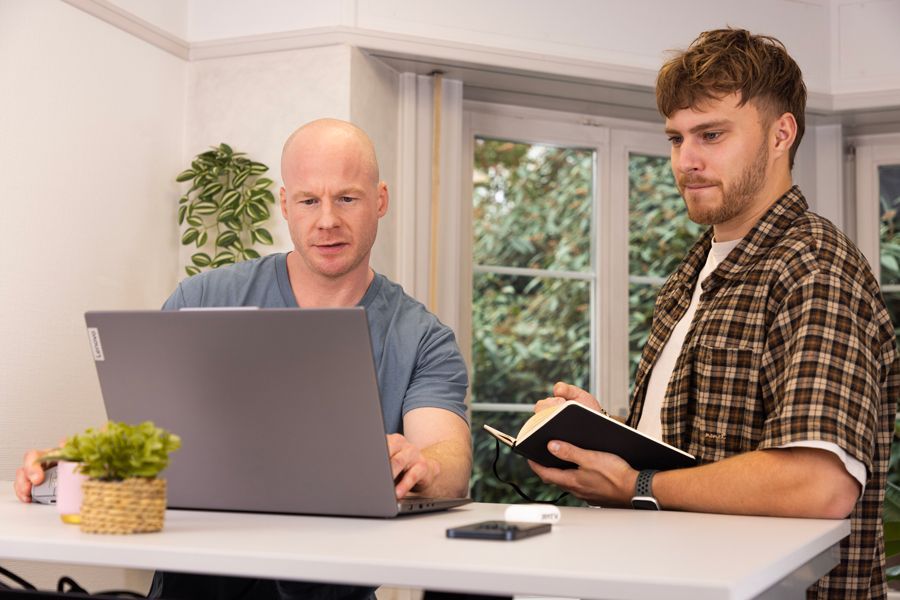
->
[[85, 308, 450, 518]]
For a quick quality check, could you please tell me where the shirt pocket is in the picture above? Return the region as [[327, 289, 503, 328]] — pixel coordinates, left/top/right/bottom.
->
[[689, 342, 761, 463]]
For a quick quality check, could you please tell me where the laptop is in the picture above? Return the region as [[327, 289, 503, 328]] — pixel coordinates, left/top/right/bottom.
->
[[84, 308, 470, 518]]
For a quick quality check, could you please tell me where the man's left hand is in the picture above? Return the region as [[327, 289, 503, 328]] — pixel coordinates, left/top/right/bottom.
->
[[528, 441, 638, 507], [387, 433, 440, 498]]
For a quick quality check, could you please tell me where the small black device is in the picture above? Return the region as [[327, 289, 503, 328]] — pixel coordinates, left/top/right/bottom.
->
[[30, 465, 58, 505], [446, 520, 551, 541]]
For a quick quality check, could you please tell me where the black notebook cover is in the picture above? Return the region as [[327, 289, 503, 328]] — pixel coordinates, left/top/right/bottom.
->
[[485, 402, 696, 471]]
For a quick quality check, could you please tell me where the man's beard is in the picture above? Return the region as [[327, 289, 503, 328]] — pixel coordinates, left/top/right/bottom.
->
[[678, 141, 768, 226]]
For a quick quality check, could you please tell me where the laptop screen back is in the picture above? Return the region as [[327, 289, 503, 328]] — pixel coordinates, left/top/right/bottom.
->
[[85, 308, 403, 517]]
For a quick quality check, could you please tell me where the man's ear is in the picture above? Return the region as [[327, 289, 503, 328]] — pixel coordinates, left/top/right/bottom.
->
[[771, 112, 798, 160], [377, 182, 389, 218], [280, 187, 288, 219]]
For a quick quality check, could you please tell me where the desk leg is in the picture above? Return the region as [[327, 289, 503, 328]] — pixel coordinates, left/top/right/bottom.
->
[[753, 544, 840, 600]]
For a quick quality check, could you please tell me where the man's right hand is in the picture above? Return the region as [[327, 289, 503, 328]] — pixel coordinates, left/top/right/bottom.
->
[[534, 381, 604, 414], [14, 449, 51, 503]]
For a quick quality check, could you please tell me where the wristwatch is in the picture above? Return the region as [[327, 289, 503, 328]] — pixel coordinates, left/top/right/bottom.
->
[[631, 469, 661, 510]]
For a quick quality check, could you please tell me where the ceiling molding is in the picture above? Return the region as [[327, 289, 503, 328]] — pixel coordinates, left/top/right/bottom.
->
[[64, 1, 899, 116], [62, 0, 189, 60]]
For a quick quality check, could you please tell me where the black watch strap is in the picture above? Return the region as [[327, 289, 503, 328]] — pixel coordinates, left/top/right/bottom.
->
[[631, 469, 660, 510]]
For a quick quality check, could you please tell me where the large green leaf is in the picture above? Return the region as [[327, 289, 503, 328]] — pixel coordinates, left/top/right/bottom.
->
[[217, 209, 237, 223], [191, 252, 212, 267], [200, 182, 224, 198], [216, 231, 238, 248], [211, 251, 235, 268], [175, 169, 195, 182], [180, 228, 199, 245], [193, 201, 218, 215], [253, 228, 273, 245], [221, 189, 241, 209], [253, 177, 274, 190]]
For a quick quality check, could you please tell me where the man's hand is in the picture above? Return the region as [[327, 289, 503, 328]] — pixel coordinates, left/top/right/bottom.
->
[[14, 448, 52, 503], [528, 441, 637, 507], [387, 433, 440, 498], [534, 381, 604, 414]]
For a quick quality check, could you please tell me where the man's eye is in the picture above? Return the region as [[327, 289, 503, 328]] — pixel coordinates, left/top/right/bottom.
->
[[340, 196, 357, 203], [299, 198, 317, 206], [667, 135, 683, 146], [703, 131, 722, 142]]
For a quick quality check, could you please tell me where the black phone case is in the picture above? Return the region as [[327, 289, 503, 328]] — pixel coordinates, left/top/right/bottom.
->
[[446, 520, 551, 541]]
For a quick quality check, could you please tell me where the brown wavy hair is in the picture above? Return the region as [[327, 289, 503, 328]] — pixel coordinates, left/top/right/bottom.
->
[[656, 28, 807, 168]]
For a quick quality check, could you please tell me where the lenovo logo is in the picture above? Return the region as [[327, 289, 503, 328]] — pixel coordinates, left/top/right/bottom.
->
[[87, 327, 105, 361]]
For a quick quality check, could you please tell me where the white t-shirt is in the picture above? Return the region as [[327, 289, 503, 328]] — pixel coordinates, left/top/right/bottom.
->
[[636, 238, 867, 491]]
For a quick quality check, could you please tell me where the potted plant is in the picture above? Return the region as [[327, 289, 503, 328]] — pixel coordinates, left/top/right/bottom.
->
[[44, 421, 181, 534], [175, 144, 276, 276]]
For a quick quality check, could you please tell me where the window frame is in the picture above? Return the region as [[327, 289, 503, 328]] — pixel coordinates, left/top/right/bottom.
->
[[854, 133, 900, 285], [461, 101, 666, 418]]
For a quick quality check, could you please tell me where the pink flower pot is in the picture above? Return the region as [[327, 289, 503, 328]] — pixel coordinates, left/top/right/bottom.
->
[[56, 461, 87, 524]]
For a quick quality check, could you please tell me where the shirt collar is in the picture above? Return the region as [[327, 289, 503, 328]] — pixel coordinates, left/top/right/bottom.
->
[[668, 185, 808, 290]]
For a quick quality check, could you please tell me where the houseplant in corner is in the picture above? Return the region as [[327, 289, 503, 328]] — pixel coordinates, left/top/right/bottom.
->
[[175, 144, 276, 276], [44, 421, 181, 534]]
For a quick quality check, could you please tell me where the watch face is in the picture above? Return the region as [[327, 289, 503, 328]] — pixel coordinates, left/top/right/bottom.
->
[[631, 496, 661, 511]]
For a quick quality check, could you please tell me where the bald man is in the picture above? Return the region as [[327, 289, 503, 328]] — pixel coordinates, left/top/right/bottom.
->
[[15, 119, 472, 600]]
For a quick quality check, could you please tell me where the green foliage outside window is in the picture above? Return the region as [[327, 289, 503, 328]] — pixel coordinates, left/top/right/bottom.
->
[[469, 141, 697, 504], [878, 165, 900, 582], [470, 139, 592, 504], [879, 165, 900, 343], [627, 155, 698, 381]]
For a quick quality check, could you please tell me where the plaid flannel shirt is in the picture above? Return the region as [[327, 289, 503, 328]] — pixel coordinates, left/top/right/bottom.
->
[[627, 186, 899, 599]]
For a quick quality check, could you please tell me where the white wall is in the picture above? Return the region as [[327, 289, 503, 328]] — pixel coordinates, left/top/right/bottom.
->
[[182, 44, 351, 271], [833, 0, 900, 95], [179, 0, 900, 108], [0, 0, 185, 592], [350, 46, 400, 278], [182, 45, 401, 281]]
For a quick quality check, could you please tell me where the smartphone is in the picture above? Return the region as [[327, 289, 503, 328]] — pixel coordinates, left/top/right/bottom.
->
[[446, 520, 551, 541], [31, 465, 58, 505]]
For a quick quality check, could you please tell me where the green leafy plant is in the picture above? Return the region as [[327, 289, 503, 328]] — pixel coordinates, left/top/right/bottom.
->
[[175, 143, 276, 276], [883, 420, 900, 583], [44, 421, 181, 481]]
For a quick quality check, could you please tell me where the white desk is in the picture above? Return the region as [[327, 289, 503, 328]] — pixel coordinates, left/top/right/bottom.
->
[[0, 486, 848, 600]]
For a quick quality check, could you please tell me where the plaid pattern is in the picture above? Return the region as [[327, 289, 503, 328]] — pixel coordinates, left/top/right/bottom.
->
[[627, 186, 899, 599]]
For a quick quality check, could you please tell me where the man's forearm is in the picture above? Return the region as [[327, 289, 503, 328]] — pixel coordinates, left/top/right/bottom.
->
[[420, 438, 472, 498], [653, 447, 860, 518]]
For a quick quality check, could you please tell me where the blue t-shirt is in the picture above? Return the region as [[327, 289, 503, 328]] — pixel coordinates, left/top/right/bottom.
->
[[161, 253, 469, 434], [152, 253, 469, 600]]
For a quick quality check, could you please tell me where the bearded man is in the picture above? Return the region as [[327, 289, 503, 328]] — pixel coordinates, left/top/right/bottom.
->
[[529, 28, 899, 599]]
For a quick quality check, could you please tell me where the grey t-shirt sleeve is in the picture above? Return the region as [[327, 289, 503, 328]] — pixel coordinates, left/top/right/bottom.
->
[[401, 320, 469, 424], [161, 283, 188, 311]]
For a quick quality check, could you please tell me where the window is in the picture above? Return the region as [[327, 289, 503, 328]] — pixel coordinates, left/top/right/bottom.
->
[[463, 106, 689, 503], [880, 164, 900, 343], [854, 135, 900, 347], [627, 153, 696, 382], [470, 136, 595, 504]]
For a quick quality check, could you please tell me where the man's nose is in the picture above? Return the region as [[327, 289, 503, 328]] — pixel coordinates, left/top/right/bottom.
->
[[316, 199, 340, 228], [673, 141, 703, 174]]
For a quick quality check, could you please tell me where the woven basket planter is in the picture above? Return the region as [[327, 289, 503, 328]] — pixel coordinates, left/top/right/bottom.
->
[[79, 478, 166, 534]]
